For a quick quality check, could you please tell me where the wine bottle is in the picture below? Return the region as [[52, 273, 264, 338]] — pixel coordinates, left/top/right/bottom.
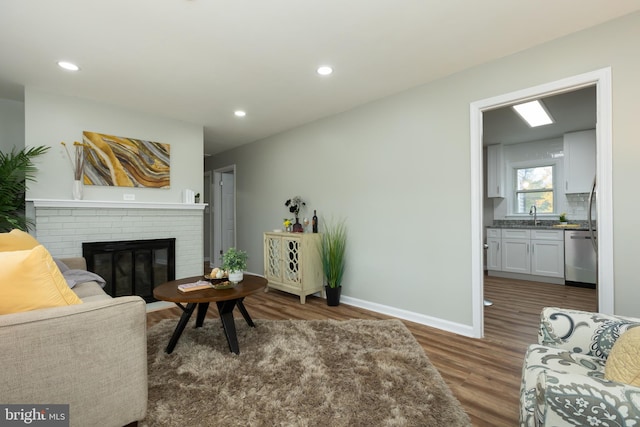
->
[[312, 210, 318, 233]]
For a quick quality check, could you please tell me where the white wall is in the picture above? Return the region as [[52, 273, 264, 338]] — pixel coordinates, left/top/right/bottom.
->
[[0, 98, 24, 153], [209, 11, 640, 327], [210, 73, 479, 329], [24, 88, 204, 202]]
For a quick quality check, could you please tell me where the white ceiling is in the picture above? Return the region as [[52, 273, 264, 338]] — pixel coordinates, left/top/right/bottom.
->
[[1, 1, 638, 155]]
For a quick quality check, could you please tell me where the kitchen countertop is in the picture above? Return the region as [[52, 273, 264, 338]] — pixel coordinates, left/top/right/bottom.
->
[[488, 222, 590, 231]]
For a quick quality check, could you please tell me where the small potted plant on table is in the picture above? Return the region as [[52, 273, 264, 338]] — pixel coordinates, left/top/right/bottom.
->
[[222, 247, 248, 283]]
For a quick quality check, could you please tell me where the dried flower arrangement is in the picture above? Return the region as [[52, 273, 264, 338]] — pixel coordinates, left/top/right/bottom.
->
[[285, 196, 305, 217], [60, 141, 86, 180]]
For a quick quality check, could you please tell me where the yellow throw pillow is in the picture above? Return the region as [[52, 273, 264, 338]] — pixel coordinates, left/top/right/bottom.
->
[[605, 326, 640, 387], [0, 229, 40, 252], [0, 245, 83, 314]]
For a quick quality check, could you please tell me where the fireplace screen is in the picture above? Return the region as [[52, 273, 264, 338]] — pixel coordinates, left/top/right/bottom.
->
[[83, 238, 175, 302]]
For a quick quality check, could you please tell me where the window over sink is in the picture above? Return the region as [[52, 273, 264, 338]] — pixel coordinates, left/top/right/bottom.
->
[[513, 164, 555, 214]]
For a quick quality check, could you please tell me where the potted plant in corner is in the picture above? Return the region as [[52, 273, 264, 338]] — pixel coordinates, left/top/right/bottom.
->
[[0, 145, 49, 232], [319, 218, 347, 306], [222, 247, 248, 283]]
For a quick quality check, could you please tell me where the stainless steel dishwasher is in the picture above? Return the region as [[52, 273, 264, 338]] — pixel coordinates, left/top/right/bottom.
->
[[564, 230, 597, 287]]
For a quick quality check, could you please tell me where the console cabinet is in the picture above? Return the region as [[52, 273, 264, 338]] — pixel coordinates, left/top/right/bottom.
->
[[263, 232, 323, 304]]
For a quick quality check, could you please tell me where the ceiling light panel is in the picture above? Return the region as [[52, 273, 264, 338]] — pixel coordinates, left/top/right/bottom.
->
[[512, 100, 554, 127]]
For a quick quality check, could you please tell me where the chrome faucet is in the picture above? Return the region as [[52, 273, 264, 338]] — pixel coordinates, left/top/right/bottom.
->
[[529, 205, 540, 226]]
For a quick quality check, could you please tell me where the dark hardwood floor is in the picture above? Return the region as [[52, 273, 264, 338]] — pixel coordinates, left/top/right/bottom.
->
[[147, 273, 597, 427]]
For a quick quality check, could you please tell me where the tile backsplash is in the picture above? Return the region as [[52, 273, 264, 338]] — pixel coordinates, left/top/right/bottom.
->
[[565, 193, 595, 221]]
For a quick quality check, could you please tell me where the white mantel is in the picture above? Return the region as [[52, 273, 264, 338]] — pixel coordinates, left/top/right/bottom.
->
[[29, 199, 207, 210]]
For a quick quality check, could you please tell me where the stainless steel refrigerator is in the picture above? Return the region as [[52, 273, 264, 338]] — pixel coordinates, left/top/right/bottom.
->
[[564, 177, 597, 287]]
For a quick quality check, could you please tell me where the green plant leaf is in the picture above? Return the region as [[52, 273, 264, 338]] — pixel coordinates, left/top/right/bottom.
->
[[318, 218, 347, 288], [0, 145, 49, 232], [222, 247, 248, 272]]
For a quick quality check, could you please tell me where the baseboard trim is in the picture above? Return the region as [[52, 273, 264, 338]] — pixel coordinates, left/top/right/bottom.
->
[[339, 295, 476, 338]]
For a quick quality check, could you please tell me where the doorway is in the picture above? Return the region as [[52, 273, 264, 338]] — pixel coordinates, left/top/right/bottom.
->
[[211, 165, 236, 268], [470, 68, 614, 338]]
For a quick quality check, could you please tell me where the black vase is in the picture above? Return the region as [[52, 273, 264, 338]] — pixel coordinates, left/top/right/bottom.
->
[[292, 217, 303, 233], [325, 285, 342, 306]]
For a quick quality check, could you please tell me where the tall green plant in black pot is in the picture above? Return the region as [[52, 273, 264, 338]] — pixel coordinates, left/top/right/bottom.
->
[[319, 218, 347, 306], [0, 145, 49, 232]]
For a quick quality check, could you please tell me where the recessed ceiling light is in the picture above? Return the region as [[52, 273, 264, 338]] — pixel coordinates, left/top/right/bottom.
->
[[57, 61, 80, 71], [234, 110, 246, 117], [317, 66, 333, 76], [512, 100, 554, 127]]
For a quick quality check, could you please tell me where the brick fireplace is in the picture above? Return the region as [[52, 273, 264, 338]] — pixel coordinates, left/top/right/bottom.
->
[[27, 199, 205, 282]]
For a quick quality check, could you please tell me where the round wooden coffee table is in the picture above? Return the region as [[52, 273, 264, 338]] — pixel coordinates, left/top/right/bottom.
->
[[153, 273, 267, 354]]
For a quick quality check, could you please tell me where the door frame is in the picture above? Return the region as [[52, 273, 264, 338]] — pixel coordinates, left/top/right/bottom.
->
[[203, 170, 212, 263], [470, 67, 614, 338], [212, 164, 236, 268]]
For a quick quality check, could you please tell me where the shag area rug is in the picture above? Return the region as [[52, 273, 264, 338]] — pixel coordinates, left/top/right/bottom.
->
[[143, 318, 470, 427]]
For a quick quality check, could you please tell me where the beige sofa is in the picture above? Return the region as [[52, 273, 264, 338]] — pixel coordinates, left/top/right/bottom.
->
[[0, 257, 147, 427]]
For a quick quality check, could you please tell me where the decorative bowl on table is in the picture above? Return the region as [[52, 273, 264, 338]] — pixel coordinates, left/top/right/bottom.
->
[[204, 267, 227, 281], [204, 274, 227, 281], [211, 281, 236, 290]]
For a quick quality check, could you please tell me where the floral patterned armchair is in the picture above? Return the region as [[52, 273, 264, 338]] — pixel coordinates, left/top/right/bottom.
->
[[520, 307, 640, 426]]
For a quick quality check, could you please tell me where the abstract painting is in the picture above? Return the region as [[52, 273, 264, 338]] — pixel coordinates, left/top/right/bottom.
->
[[82, 131, 170, 188]]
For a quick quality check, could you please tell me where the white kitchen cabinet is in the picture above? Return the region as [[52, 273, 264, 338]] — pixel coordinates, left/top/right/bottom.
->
[[501, 229, 531, 274], [564, 129, 596, 194], [263, 232, 323, 304], [486, 228, 501, 271], [491, 228, 564, 281], [531, 240, 564, 277], [486, 144, 505, 198], [530, 229, 565, 278]]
